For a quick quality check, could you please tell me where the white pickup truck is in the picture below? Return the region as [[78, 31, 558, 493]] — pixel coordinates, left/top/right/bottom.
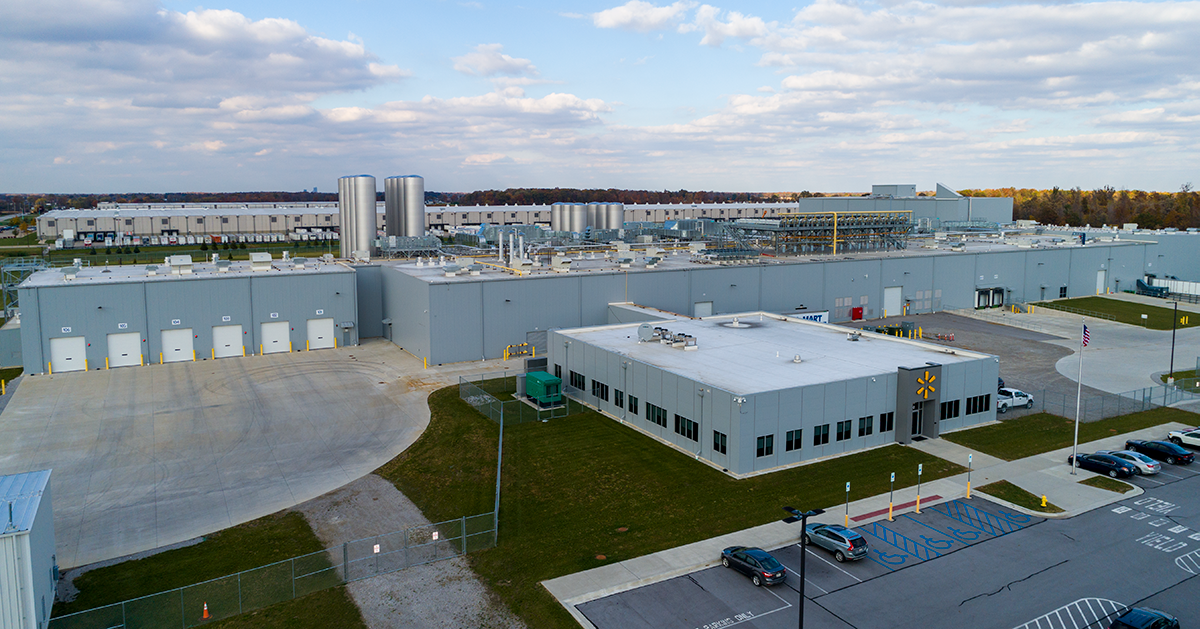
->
[[996, 388, 1035, 413]]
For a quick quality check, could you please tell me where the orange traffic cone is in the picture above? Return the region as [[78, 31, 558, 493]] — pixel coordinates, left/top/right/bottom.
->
[[202, 602, 210, 620]]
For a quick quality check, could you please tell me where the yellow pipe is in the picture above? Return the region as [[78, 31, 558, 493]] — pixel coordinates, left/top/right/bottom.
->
[[888, 501, 893, 521], [306, 340, 310, 351], [832, 211, 838, 255], [2, 380, 5, 395], [212, 348, 215, 359], [915, 494, 921, 514]]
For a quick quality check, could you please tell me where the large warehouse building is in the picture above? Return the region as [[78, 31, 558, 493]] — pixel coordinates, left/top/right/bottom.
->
[[548, 313, 998, 475], [17, 255, 358, 374], [35, 183, 1013, 240]]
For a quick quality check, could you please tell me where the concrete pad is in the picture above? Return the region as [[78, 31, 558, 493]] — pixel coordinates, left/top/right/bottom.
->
[[0, 339, 510, 569]]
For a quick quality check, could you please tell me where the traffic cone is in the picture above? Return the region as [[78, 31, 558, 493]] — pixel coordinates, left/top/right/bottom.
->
[[202, 602, 210, 620]]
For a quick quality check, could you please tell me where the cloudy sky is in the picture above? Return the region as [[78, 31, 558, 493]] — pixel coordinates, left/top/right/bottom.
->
[[2, 0, 1197, 193]]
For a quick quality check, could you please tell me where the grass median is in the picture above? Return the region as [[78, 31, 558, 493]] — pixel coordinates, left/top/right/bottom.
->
[[976, 480, 1063, 513], [941, 408, 1196, 461], [1037, 296, 1200, 330], [378, 386, 967, 629]]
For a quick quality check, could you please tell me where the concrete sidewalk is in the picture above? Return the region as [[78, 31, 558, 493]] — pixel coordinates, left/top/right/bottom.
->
[[543, 421, 1196, 629]]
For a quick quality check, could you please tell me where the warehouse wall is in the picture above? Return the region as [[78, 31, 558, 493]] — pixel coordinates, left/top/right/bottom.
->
[[380, 266, 432, 358], [353, 265, 383, 339]]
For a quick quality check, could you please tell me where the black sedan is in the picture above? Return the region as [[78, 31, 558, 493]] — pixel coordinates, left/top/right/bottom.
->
[[720, 546, 787, 586], [1125, 440, 1195, 465], [1067, 453, 1137, 478]]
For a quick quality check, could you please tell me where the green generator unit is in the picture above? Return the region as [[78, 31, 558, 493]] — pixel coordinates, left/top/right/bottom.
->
[[525, 371, 563, 408]]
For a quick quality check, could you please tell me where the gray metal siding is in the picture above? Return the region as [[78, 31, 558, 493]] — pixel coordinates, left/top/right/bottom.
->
[[353, 265, 383, 339], [18, 289, 42, 374], [0, 327, 20, 368], [148, 278, 250, 360], [429, 284, 483, 364], [381, 265, 432, 357]]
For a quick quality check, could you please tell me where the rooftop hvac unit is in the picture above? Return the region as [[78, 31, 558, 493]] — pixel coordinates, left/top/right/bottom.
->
[[293, 257, 307, 270], [62, 267, 78, 281], [216, 260, 231, 272], [443, 264, 461, 277], [167, 255, 194, 275], [249, 252, 272, 271], [551, 255, 572, 273]]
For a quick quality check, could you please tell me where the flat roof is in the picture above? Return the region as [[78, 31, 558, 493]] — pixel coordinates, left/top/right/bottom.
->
[[20, 258, 352, 288], [386, 235, 1148, 284], [0, 469, 49, 535], [558, 313, 992, 396]]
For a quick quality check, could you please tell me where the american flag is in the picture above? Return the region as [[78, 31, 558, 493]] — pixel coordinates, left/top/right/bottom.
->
[[1082, 325, 1090, 347]]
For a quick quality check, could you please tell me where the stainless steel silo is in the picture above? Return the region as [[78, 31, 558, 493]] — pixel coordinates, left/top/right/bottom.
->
[[401, 175, 425, 237], [570, 203, 587, 234], [339, 174, 375, 257], [384, 176, 403, 237], [587, 202, 600, 231], [551, 203, 564, 232], [607, 203, 624, 231]]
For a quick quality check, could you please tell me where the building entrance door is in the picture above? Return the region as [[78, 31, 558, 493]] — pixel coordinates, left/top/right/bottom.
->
[[911, 402, 924, 437], [884, 286, 902, 317]]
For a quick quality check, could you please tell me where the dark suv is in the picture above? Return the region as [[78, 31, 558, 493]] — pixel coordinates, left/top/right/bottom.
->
[[1125, 440, 1195, 465], [1110, 607, 1180, 629]]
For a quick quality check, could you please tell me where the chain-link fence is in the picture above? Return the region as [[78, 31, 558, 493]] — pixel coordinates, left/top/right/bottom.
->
[[459, 372, 573, 425], [999, 383, 1200, 422], [49, 512, 495, 629]]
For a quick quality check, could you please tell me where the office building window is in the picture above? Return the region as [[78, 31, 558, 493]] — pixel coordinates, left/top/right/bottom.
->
[[940, 400, 961, 420], [858, 416, 873, 437], [628, 395, 639, 415], [161, 219, 169, 225], [713, 431, 727, 455], [674, 415, 698, 441], [569, 371, 585, 390], [756, 434, 774, 457], [785, 429, 802, 452], [86, 220, 94, 226], [270, 216, 278, 223], [196, 218, 204, 224], [966, 394, 991, 415], [646, 403, 667, 427], [590, 380, 609, 402], [1059, 286, 1068, 298], [880, 412, 895, 432], [836, 420, 852, 441], [46, 220, 55, 227], [614, 389, 624, 408], [125, 219, 133, 226], [221, 217, 229, 224], [813, 424, 830, 446]]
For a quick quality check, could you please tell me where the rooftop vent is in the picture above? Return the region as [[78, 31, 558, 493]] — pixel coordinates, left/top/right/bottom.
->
[[637, 324, 698, 350], [793, 354, 802, 363], [216, 260, 231, 273], [167, 255, 193, 275], [443, 264, 462, 277], [847, 330, 862, 341], [468, 264, 483, 276], [62, 267, 78, 281], [293, 257, 307, 270], [249, 252, 272, 272]]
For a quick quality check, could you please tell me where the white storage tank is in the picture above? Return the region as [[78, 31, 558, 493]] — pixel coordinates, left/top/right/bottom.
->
[[587, 202, 601, 231], [338, 175, 376, 258], [401, 175, 425, 238], [606, 203, 624, 231], [551, 203, 565, 232], [570, 203, 587, 234], [0, 469, 56, 629], [384, 176, 404, 237]]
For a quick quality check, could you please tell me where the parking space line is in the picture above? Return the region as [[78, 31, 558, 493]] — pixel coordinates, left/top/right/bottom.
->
[[800, 545, 863, 582], [860, 522, 941, 561], [774, 558, 828, 594], [1136, 475, 1168, 485], [1174, 548, 1200, 574], [1011, 597, 1127, 629]]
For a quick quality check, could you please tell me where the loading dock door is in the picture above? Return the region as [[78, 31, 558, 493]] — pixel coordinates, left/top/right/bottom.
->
[[49, 336, 87, 372], [884, 286, 902, 317], [693, 301, 713, 318], [306, 318, 335, 350], [161, 328, 195, 363], [212, 325, 243, 358], [106, 332, 141, 368], [261, 321, 290, 354]]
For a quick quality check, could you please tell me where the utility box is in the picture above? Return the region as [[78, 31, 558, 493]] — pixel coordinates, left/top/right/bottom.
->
[[524, 371, 563, 408], [0, 469, 56, 629]]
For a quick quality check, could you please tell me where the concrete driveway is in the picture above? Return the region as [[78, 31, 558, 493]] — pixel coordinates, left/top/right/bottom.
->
[[0, 339, 505, 569]]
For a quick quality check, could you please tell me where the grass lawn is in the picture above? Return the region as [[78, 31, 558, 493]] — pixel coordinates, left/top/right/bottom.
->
[[0, 366, 22, 383], [976, 480, 1063, 513], [52, 511, 366, 629], [1038, 296, 1199, 330], [942, 408, 1195, 461], [378, 386, 968, 629], [1080, 476, 1135, 494]]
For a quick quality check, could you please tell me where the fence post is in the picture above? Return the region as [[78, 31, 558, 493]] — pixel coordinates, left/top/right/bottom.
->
[[461, 515, 467, 554], [238, 572, 243, 614], [291, 559, 296, 600], [343, 542, 349, 582]]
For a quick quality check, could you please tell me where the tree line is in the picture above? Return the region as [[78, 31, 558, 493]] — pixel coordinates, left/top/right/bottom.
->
[[959, 185, 1198, 230]]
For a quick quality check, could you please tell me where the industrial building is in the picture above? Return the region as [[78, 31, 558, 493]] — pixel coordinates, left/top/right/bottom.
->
[[16, 254, 357, 375], [35, 183, 1012, 241], [547, 313, 997, 475], [0, 469, 55, 629]]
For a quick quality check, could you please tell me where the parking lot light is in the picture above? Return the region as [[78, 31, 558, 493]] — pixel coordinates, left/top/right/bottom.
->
[[783, 506, 825, 629]]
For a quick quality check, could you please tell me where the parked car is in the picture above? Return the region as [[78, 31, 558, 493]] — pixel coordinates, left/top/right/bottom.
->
[[803, 523, 868, 562], [996, 388, 1035, 413], [1067, 453, 1137, 478], [1125, 440, 1195, 465], [1167, 428, 1200, 448], [1109, 607, 1180, 629], [1095, 450, 1162, 475], [720, 546, 787, 586]]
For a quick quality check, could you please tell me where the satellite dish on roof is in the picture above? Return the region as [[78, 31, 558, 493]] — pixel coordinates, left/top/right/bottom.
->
[[637, 323, 655, 342]]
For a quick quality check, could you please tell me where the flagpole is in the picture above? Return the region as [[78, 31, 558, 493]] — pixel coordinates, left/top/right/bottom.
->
[[1071, 319, 1084, 475]]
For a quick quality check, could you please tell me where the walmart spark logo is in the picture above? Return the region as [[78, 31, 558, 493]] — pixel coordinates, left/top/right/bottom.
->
[[917, 371, 936, 399]]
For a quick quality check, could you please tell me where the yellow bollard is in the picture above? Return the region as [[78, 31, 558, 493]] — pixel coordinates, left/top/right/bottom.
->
[[242, 346, 246, 357], [85, 359, 88, 371], [211, 348, 215, 360], [918, 326, 922, 338], [260, 344, 263, 356], [289, 342, 293, 352], [967, 481, 971, 499], [306, 340, 310, 351], [2, 380, 5, 395], [159, 353, 163, 364], [192, 350, 196, 361], [105, 357, 109, 369], [915, 494, 921, 514], [531, 346, 536, 358], [140, 354, 144, 366], [845, 513, 849, 527], [888, 502, 893, 521], [423, 357, 428, 369], [48, 362, 52, 375]]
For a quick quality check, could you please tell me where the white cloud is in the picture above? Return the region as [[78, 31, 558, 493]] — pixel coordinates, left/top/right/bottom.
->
[[592, 1, 695, 32], [681, 5, 772, 46], [452, 44, 539, 77]]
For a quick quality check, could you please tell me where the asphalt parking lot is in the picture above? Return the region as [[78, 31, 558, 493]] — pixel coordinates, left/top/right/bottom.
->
[[577, 470, 1200, 629]]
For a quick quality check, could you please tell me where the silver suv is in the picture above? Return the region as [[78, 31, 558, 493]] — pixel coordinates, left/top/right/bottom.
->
[[803, 523, 868, 562]]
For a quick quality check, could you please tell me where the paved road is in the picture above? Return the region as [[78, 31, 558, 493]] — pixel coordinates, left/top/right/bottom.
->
[[578, 473, 1200, 629], [0, 339, 505, 569]]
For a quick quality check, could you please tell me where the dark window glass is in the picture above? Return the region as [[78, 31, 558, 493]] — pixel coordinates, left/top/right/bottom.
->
[[756, 435, 774, 457], [628, 395, 639, 414], [880, 412, 894, 432], [785, 429, 802, 451], [713, 431, 727, 455], [858, 416, 873, 437], [813, 424, 830, 446], [836, 420, 852, 441]]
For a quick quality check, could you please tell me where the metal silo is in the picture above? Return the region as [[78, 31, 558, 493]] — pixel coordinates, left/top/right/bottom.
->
[[338, 174, 375, 257], [401, 175, 425, 237], [587, 202, 600, 231], [570, 203, 587, 234], [607, 203, 624, 231], [384, 176, 403, 237], [551, 203, 564, 232]]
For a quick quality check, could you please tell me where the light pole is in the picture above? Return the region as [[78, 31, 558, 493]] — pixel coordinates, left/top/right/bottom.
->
[[783, 506, 825, 629], [1169, 302, 1178, 383]]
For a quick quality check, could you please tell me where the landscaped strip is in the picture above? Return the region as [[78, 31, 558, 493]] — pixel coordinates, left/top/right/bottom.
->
[[976, 480, 1064, 513], [378, 386, 968, 629], [1037, 296, 1200, 330], [941, 408, 1195, 461], [1079, 476, 1135, 494]]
